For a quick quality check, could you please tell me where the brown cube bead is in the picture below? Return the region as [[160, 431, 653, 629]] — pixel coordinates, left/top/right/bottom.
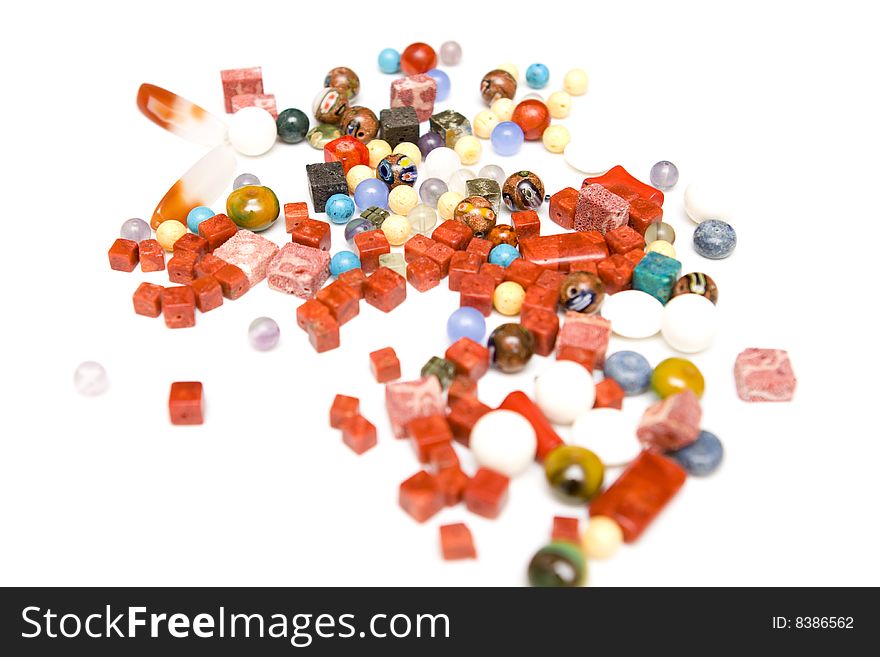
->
[[479, 262, 506, 287], [408, 414, 453, 463], [628, 197, 663, 235], [290, 216, 331, 251], [534, 268, 566, 290], [139, 239, 166, 272], [296, 298, 331, 331], [549, 187, 578, 230], [172, 233, 209, 258], [597, 254, 636, 294], [594, 377, 625, 409], [448, 251, 482, 291], [521, 307, 559, 356], [342, 415, 377, 455], [194, 253, 225, 278], [431, 219, 473, 250], [364, 267, 406, 312], [464, 467, 509, 519], [168, 381, 203, 425], [353, 229, 391, 274], [161, 286, 196, 329], [445, 337, 490, 380], [440, 523, 477, 560], [108, 238, 139, 272], [425, 241, 455, 277], [446, 397, 491, 446], [447, 375, 477, 405], [436, 466, 470, 506], [369, 347, 401, 383], [407, 256, 441, 292], [167, 250, 199, 284], [404, 234, 435, 263], [399, 471, 444, 523], [459, 273, 496, 317], [316, 280, 359, 325], [556, 345, 595, 372], [330, 394, 360, 428], [214, 264, 250, 300], [511, 210, 540, 239], [605, 224, 646, 255], [552, 516, 581, 544], [337, 267, 367, 298], [190, 275, 223, 312], [466, 237, 493, 263], [523, 284, 558, 314], [307, 315, 340, 352], [197, 213, 238, 251], [132, 282, 163, 318], [504, 258, 542, 288], [284, 202, 309, 233]]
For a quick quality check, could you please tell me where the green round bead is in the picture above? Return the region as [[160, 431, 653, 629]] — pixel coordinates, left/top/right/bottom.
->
[[226, 185, 280, 232], [276, 108, 310, 144], [307, 123, 342, 150], [544, 445, 605, 502], [651, 357, 705, 399], [527, 541, 587, 587]]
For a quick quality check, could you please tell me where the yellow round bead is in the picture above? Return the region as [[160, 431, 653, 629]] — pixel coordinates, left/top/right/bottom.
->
[[646, 240, 677, 258], [381, 214, 411, 246], [582, 516, 623, 560], [491, 98, 515, 122], [392, 141, 422, 166], [437, 191, 463, 221], [346, 164, 374, 193], [388, 185, 419, 215], [564, 68, 589, 96], [454, 135, 482, 165], [156, 220, 187, 252], [493, 281, 526, 316], [542, 125, 571, 153], [473, 110, 499, 139], [497, 62, 519, 80], [547, 90, 572, 119], [366, 139, 392, 169]]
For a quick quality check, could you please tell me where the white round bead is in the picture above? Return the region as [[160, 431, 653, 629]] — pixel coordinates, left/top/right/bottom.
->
[[661, 294, 719, 353], [74, 361, 109, 396], [563, 141, 611, 175], [447, 168, 476, 196], [470, 410, 537, 477], [684, 181, 735, 224], [423, 147, 462, 182], [228, 107, 277, 156], [534, 361, 596, 425], [570, 408, 640, 466], [582, 516, 623, 560], [600, 290, 663, 338]]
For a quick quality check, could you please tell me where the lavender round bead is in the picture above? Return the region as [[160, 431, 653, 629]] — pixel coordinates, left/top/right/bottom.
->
[[248, 317, 280, 351], [344, 217, 373, 246], [447, 306, 486, 343], [439, 41, 462, 66], [418, 131, 445, 158], [419, 178, 448, 207], [478, 164, 505, 184], [649, 161, 679, 190], [233, 173, 261, 190], [120, 218, 151, 243], [74, 361, 109, 396]]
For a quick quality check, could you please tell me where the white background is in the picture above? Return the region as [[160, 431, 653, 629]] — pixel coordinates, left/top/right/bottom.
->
[[2, 0, 878, 586]]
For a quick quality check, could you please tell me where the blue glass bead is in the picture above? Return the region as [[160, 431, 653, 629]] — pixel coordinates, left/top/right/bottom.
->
[[330, 250, 361, 277], [378, 48, 401, 74], [354, 178, 389, 211], [632, 251, 682, 304], [418, 131, 445, 158], [491, 122, 525, 156], [668, 430, 723, 476], [344, 217, 372, 246], [604, 351, 653, 395], [233, 173, 260, 190], [325, 193, 355, 224], [650, 161, 679, 190], [488, 243, 520, 268], [525, 63, 550, 89], [447, 306, 487, 343], [426, 69, 451, 101], [693, 220, 737, 259], [186, 206, 215, 233]]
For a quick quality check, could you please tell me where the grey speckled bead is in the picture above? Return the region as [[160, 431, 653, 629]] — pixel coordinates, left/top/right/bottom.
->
[[650, 160, 679, 190], [419, 178, 448, 207], [233, 173, 261, 190], [693, 219, 736, 259], [120, 218, 151, 243], [668, 430, 723, 476], [603, 351, 652, 395]]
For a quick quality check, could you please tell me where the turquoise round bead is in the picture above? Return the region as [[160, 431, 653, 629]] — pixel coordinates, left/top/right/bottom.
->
[[330, 251, 361, 277], [186, 206, 214, 233], [378, 48, 401, 74], [525, 63, 550, 89], [489, 243, 520, 268], [325, 194, 355, 224]]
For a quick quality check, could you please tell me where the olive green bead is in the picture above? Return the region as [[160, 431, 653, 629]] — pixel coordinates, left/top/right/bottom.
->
[[421, 356, 456, 390], [226, 185, 280, 231], [527, 541, 587, 587], [651, 357, 705, 399], [544, 445, 605, 503]]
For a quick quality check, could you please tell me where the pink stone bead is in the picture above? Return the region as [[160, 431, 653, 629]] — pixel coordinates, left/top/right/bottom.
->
[[734, 348, 797, 402], [636, 390, 702, 451]]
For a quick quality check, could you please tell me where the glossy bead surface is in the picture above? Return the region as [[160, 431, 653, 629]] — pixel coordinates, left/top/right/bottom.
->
[[535, 360, 596, 425], [120, 217, 151, 242], [439, 40, 462, 65], [276, 107, 310, 144], [671, 272, 719, 305], [491, 98, 515, 121], [381, 214, 411, 246], [74, 361, 109, 396], [478, 164, 505, 184], [470, 410, 537, 477], [542, 125, 570, 153], [473, 110, 499, 138], [693, 220, 737, 259], [488, 323, 535, 373], [487, 224, 517, 247], [480, 69, 517, 105], [454, 196, 496, 236], [544, 444, 604, 502], [344, 217, 373, 246], [325, 194, 355, 224], [502, 170, 544, 211], [563, 68, 589, 95], [582, 516, 623, 560], [228, 106, 277, 156], [346, 164, 374, 193], [324, 66, 360, 99], [306, 124, 342, 149], [226, 185, 280, 231], [600, 290, 663, 338], [377, 153, 418, 189], [156, 220, 187, 251], [419, 178, 448, 207], [248, 317, 280, 351], [651, 357, 705, 399], [312, 87, 349, 125], [645, 221, 676, 245], [448, 168, 476, 196], [491, 122, 524, 156], [559, 271, 605, 314], [401, 42, 437, 75], [525, 63, 550, 89], [547, 91, 572, 118], [604, 351, 652, 395], [407, 204, 438, 236], [427, 68, 451, 101], [417, 131, 445, 158], [330, 250, 361, 277], [437, 191, 463, 221], [488, 243, 519, 267], [447, 306, 487, 342], [493, 281, 526, 316], [511, 100, 551, 141], [668, 430, 723, 476], [354, 178, 390, 210], [454, 135, 482, 165], [233, 173, 260, 190], [377, 48, 401, 74], [528, 542, 586, 587], [388, 186, 419, 216], [184, 207, 214, 234], [646, 240, 676, 258], [340, 106, 379, 143], [423, 147, 461, 182], [650, 160, 679, 190], [660, 294, 719, 353]]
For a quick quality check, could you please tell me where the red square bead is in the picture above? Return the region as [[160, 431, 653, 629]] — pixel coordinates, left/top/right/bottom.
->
[[552, 516, 581, 544], [220, 67, 263, 113], [557, 313, 611, 368], [446, 397, 491, 446], [556, 345, 596, 373], [190, 275, 223, 312], [168, 250, 199, 284], [436, 466, 470, 506], [628, 197, 663, 235], [168, 382, 203, 425], [549, 187, 578, 230], [439, 523, 477, 560], [465, 237, 493, 263], [511, 210, 540, 238], [138, 239, 165, 272], [478, 262, 505, 287], [364, 267, 406, 312], [161, 286, 195, 329], [290, 216, 331, 251], [625, 249, 645, 267], [431, 219, 473, 250], [404, 234, 435, 263], [108, 239, 139, 272], [570, 260, 599, 275], [194, 253, 225, 278], [316, 280, 359, 325], [447, 375, 477, 405], [605, 225, 646, 255], [425, 241, 455, 277], [198, 213, 237, 252], [445, 337, 490, 380], [296, 298, 331, 331], [597, 254, 635, 293], [534, 268, 566, 290], [284, 202, 310, 233], [307, 315, 340, 352], [214, 263, 250, 300], [172, 233, 209, 258], [369, 347, 401, 383], [133, 282, 163, 318], [522, 285, 558, 314], [399, 471, 444, 523], [448, 251, 482, 291], [464, 468, 509, 519], [406, 256, 441, 292], [408, 414, 453, 463], [337, 267, 367, 298], [459, 273, 495, 317], [521, 308, 559, 356], [594, 377, 625, 409], [330, 394, 360, 428], [353, 229, 391, 274], [428, 441, 460, 471], [342, 415, 377, 455]]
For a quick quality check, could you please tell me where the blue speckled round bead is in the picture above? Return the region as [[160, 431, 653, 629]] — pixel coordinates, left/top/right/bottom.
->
[[693, 219, 736, 259], [447, 306, 487, 343], [491, 122, 524, 156], [668, 430, 724, 476], [330, 250, 361, 277], [525, 63, 550, 89], [427, 69, 451, 102], [353, 178, 389, 211], [604, 351, 653, 395], [378, 48, 401, 74], [344, 217, 373, 246], [650, 161, 679, 190], [418, 131, 445, 158], [325, 194, 355, 224], [186, 206, 215, 233], [488, 243, 520, 268]]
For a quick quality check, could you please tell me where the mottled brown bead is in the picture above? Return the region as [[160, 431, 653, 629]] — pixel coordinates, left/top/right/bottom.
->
[[487, 323, 535, 374], [454, 196, 497, 237], [324, 66, 360, 99], [559, 271, 605, 314], [339, 106, 379, 143], [671, 272, 718, 304], [487, 224, 518, 248], [480, 69, 517, 105], [502, 171, 545, 212]]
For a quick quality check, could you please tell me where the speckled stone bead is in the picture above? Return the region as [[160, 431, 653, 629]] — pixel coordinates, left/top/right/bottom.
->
[[667, 430, 723, 476], [693, 219, 737, 259], [421, 356, 457, 390], [632, 251, 682, 304], [276, 108, 310, 144], [604, 351, 653, 395]]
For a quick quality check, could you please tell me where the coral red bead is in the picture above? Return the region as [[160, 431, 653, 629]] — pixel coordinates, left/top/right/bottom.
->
[[445, 337, 490, 380], [511, 99, 551, 141], [400, 42, 437, 75], [369, 347, 401, 383], [408, 414, 453, 463], [168, 382, 203, 425], [407, 256, 441, 292], [330, 394, 360, 429], [440, 523, 477, 560], [498, 391, 565, 461], [190, 275, 223, 312], [399, 471, 444, 522], [342, 415, 377, 455], [133, 282, 163, 318], [593, 377, 624, 409], [464, 467, 509, 519]]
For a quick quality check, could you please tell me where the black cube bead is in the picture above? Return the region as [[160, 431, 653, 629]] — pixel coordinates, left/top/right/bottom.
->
[[306, 162, 347, 213], [379, 107, 420, 149]]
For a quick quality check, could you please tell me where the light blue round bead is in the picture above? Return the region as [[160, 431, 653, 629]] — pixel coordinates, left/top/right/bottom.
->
[[447, 306, 487, 343], [525, 63, 550, 89], [488, 243, 520, 268], [604, 351, 653, 395], [693, 219, 736, 259], [378, 48, 401, 74], [344, 217, 373, 246], [668, 430, 724, 476], [426, 69, 451, 101], [354, 178, 389, 211], [325, 194, 355, 224], [491, 122, 524, 156], [330, 251, 361, 277], [186, 206, 214, 233]]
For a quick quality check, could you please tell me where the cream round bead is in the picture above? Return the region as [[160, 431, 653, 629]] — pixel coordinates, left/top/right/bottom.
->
[[228, 106, 277, 156], [645, 239, 676, 258], [492, 281, 526, 316], [346, 164, 374, 193], [534, 360, 596, 425], [470, 410, 537, 477], [547, 90, 572, 118], [660, 294, 719, 353], [156, 220, 187, 252], [381, 214, 411, 246], [497, 62, 519, 80], [392, 141, 422, 166], [582, 516, 623, 560], [473, 110, 499, 139], [388, 185, 419, 215], [366, 139, 392, 169], [542, 125, 570, 153], [684, 181, 735, 224], [600, 290, 663, 338], [563, 68, 589, 95], [454, 136, 482, 166], [437, 191, 463, 221], [490, 98, 515, 122]]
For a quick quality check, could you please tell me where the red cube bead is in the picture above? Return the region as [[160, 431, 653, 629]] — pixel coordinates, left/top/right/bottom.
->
[[341, 415, 377, 455], [625, 248, 645, 267], [521, 308, 559, 356], [628, 197, 663, 235], [284, 201, 309, 233], [399, 471, 444, 523], [220, 67, 263, 113], [459, 273, 495, 317], [439, 523, 477, 560], [594, 377, 625, 409], [448, 375, 477, 405], [108, 238, 139, 272], [353, 229, 391, 274], [296, 298, 331, 331], [522, 285, 558, 314], [549, 187, 578, 230], [478, 262, 505, 287], [408, 414, 453, 463], [214, 263, 250, 300], [330, 394, 360, 428], [133, 282, 163, 318], [364, 267, 406, 312], [511, 210, 541, 238], [557, 312, 611, 368], [167, 250, 199, 284], [290, 216, 331, 251], [436, 466, 470, 506], [404, 233, 435, 263], [597, 254, 636, 294], [556, 345, 596, 373], [198, 213, 237, 252], [466, 237, 493, 263], [552, 516, 581, 544], [138, 239, 165, 272], [190, 275, 223, 312], [307, 315, 340, 352], [168, 381, 203, 425], [316, 280, 359, 325], [172, 233, 209, 258], [605, 224, 646, 255], [570, 260, 599, 275], [424, 241, 455, 277], [446, 397, 492, 446], [369, 347, 401, 383], [161, 286, 195, 329], [194, 253, 225, 278], [534, 268, 566, 290], [448, 251, 482, 291], [464, 467, 509, 519], [324, 135, 370, 174], [337, 267, 367, 298], [445, 337, 490, 380], [407, 256, 441, 292], [431, 219, 473, 250], [428, 441, 460, 472]]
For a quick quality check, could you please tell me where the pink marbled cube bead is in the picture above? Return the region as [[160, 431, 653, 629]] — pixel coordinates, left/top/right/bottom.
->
[[734, 348, 797, 402], [556, 312, 612, 368], [390, 75, 437, 122], [267, 242, 331, 299], [212, 230, 279, 287], [231, 93, 278, 118], [637, 390, 702, 451], [574, 183, 630, 234], [385, 376, 444, 439], [220, 67, 264, 113]]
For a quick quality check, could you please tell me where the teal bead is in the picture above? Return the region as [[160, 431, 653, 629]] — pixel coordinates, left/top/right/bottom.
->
[[632, 251, 682, 304], [276, 108, 310, 144]]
